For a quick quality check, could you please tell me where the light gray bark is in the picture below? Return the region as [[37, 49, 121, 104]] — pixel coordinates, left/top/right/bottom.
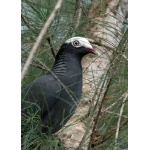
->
[[56, 0, 128, 149]]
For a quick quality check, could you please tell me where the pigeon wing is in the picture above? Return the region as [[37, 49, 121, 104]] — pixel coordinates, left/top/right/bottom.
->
[[21, 74, 62, 117]]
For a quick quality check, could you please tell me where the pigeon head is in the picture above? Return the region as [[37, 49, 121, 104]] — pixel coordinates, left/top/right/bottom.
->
[[59, 37, 95, 57]]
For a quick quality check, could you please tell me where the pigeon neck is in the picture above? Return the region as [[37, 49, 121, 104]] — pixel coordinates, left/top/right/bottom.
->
[[51, 51, 82, 76]]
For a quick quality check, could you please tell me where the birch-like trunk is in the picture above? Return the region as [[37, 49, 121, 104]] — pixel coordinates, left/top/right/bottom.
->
[[57, 0, 128, 149]]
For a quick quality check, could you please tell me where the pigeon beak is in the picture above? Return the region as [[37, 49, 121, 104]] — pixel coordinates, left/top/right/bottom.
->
[[88, 48, 98, 55]]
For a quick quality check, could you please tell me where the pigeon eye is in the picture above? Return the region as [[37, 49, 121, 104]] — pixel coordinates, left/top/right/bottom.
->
[[72, 40, 80, 47]]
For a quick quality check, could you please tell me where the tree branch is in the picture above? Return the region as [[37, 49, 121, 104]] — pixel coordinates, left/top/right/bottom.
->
[[21, 0, 64, 81], [114, 91, 128, 150]]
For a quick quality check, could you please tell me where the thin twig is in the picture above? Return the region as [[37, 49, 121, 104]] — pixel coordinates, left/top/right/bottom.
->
[[33, 57, 51, 71], [72, 0, 82, 37], [105, 110, 127, 119], [88, 78, 112, 149], [49, 70, 78, 106], [21, 14, 36, 33], [121, 54, 128, 62], [21, 0, 64, 81], [96, 120, 128, 147], [114, 92, 128, 150], [46, 36, 56, 59], [30, 63, 50, 72], [102, 91, 128, 113]]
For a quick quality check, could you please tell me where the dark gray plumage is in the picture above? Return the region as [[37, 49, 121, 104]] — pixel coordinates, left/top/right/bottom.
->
[[22, 37, 95, 134]]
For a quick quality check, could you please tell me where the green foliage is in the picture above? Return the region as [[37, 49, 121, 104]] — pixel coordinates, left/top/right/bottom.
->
[[22, 0, 128, 149]]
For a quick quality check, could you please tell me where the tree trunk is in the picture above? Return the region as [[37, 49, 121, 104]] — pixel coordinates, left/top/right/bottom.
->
[[56, 0, 128, 149]]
